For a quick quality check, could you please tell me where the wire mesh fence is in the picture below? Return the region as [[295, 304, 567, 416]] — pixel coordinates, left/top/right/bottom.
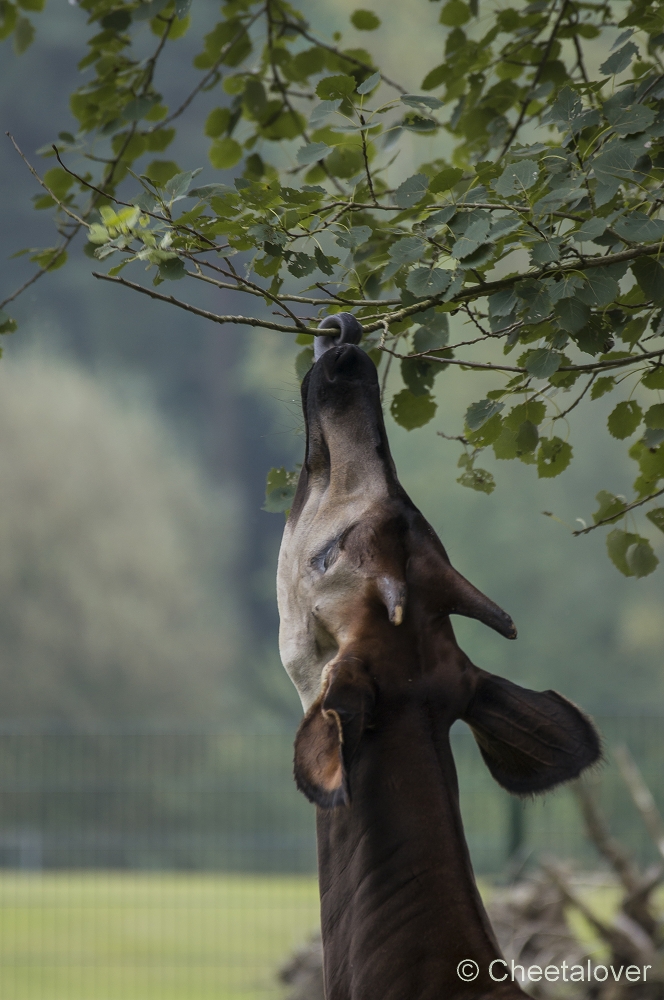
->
[[0, 716, 661, 999]]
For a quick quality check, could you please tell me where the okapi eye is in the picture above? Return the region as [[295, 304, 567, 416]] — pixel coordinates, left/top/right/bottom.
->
[[311, 537, 341, 573]]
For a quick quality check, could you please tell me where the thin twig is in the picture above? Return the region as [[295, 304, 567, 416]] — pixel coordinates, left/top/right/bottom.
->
[[572, 782, 641, 894], [499, 0, 571, 158], [92, 271, 316, 333], [6, 133, 88, 227], [154, 9, 265, 130], [552, 373, 597, 421], [614, 746, 664, 862], [359, 114, 378, 207], [573, 485, 664, 535]]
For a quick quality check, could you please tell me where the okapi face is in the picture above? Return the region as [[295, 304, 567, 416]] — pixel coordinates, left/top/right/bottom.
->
[[276, 318, 601, 808]]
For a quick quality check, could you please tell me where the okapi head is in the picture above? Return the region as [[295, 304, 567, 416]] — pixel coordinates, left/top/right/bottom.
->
[[276, 316, 601, 1000], [278, 315, 599, 807]]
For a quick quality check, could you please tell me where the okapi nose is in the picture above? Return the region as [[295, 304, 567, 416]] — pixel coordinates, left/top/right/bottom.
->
[[313, 313, 363, 361]]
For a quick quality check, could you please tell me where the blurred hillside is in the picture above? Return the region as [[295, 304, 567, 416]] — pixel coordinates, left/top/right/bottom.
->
[[0, 0, 662, 726]]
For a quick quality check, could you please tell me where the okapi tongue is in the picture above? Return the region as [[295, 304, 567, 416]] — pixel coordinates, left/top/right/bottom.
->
[[444, 565, 517, 639]]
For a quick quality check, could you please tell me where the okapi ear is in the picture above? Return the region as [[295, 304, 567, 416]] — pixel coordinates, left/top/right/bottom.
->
[[443, 565, 517, 640], [463, 672, 601, 795], [293, 659, 375, 809]]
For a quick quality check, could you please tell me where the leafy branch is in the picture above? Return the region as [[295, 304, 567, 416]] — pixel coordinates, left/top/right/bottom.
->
[[3, 0, 664, 574]]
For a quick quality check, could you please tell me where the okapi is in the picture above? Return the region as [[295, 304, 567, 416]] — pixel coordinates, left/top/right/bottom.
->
[[276, 314, 601, 1000]]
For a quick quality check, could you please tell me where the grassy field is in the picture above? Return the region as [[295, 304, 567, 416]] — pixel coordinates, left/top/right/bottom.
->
[[0, 872, 320, 1000], [0, 870, 654, 1000]]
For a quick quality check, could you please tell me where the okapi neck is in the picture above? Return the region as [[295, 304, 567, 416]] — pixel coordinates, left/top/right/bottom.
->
[[315, 703, 524, 1000]]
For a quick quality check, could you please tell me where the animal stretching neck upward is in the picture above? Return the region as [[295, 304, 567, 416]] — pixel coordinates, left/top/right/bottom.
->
[[277, 315, 600, 1000]]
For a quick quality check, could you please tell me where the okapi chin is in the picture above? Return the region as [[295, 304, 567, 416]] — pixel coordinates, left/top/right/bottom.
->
[[276, 315, 601, 1000]]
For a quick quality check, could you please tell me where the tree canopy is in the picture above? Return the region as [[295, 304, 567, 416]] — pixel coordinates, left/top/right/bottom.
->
[[2, 0, 664, 576]]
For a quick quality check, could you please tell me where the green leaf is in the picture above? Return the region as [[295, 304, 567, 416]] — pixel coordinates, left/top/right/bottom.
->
[[439, 0, 470, 26], [554, 297, 590, 334], [350, 9, 381, 30], [263, 467, 299, 514], [401, 357, 435, 396], [413, 311, 449, 352], [164, 169, 202, 202], [158, 257, 186, 280], [406, 267, 451, 297], [591, 377, 615, 399], [542, 87, 599, 135], [627, 540, 659, 578], [388, 236, 426, 265], [144, 160, 180, 185], [402, 114, 438, 133], [357, 71, 381, 94], [572, 218, 607, 243], [394, 173, 429, 209], [0, 310, 17, 334], [205, 107, 232, 138], [608, 400, 642, 439], [296, 142, 330, 165], [529, 238, 562, 266], [646, 508, 664, 534], [13, 15, 34, 53], [605, 103, 655, 137], [537, 437, 572, 478], [316, 75, 356, 100], [287, 253, 316, 278], [401, 95, 444, 111], [466, 398, 504, 431], [524, 348, 562, 380], [493, 160, 538, 197], [309, 99, 343, 127], [0, 1, 17, 40], [314, 246, 336, 275], [30, 247, 67, 271], [429, 167, 464, 193], [607, 528, 640, 576], [600, 41, 638, 76], [43, 167, 74, 200], [577, 270, 620, 308], [593, 490, 627, 525], [421, 64, 447, 91], [451, 218, 491, 260], [457, 467, 495, 493], [335, 226, 371, 249], [645, 404, 664, 430], [516, 420, 538, 454], [390, 389, 437, 429], [642, 366, 664, 390], [209, 137, 242, 169], [616, 214, 664, 243], [593, 144, 638, 206], [504, 400, 546, 429], [631, 256, 664, 304]]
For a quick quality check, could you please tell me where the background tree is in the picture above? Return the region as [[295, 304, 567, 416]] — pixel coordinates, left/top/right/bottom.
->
[[2, 0, 664, 583], [0, 353, 240, 722]]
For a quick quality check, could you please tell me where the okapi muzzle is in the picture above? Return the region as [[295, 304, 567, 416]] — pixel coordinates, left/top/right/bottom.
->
[[276, 316, 601, 1000]]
